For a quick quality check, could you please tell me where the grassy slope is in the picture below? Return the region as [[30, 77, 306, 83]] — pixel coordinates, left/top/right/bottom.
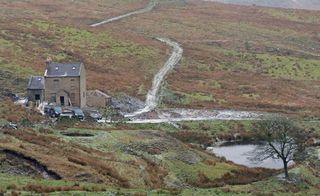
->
[[1, 165, 319, 195], [1, 0, 320, 115], [0, 127, 243, 190], [103, 0, 320, 116], [0, 0, 319, 195], [0, 0, 166, 99], [1, 125, 318, 195]]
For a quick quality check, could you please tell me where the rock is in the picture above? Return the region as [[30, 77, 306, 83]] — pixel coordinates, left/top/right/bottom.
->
[[74, 172, 104, 183], [0, 149, 60, 180], [111, 95, 144, 114], [175, 151, 200, 165]]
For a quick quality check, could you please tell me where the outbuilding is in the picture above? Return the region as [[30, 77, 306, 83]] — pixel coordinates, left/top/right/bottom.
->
[[27, 76, 45, 104], [86, 90, 111, 108]]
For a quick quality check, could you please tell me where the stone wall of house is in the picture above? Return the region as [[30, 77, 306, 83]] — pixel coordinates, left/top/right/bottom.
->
[[80, 64, 87, 108], [44, 76, 81, 107], [27, 89, 44, 103]]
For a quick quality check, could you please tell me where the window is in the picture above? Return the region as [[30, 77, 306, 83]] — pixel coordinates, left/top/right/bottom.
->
[[71, 79, 76, 90], [50, 94, 56, 103], [53, 79, 59, 89], [83, 91, 85, 98], [70, 93, 76, 104]]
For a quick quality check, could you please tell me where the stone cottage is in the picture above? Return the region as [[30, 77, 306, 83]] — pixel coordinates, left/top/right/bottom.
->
[[44, 62, 86, 108], [27, 61, 87, 108]]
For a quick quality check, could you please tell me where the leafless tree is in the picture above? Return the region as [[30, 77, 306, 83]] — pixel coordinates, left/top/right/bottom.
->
[[250, 118, 310, 179]]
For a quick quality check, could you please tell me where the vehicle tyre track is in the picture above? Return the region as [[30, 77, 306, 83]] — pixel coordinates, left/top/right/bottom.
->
[[90, 0, 158, 27]]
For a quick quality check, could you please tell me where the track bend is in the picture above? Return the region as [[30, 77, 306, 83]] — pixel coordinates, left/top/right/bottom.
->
[[90, 0, 276, 121], [126, 38, 183, 117]]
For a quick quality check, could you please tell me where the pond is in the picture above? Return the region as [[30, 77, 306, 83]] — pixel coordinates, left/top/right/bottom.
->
[[203, 0, 320, 10], [207, 144, 294, 169]]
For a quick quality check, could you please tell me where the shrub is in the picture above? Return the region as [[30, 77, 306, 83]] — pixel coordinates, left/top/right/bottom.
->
[[38, 127, 53, 134], [11, 191, 19, 196], [7, 184, 17, 190], [170, 131, 212, 145], [67, 157, 87, 166], [190, 167, 277, 188], [203, 159, 216, 166]]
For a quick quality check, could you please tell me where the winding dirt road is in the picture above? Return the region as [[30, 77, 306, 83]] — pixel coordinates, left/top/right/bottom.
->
[[126, 38, 183, 117], [90, 0, 276, 122], [89, 0, 185, 117], [90, 0, 158, 27]]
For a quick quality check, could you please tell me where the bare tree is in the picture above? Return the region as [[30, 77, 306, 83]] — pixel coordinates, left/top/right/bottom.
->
[[250, 118, 310, 179]]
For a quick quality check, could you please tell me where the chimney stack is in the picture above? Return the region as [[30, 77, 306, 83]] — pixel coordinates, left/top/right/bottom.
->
[[45, 57, 52, 67]]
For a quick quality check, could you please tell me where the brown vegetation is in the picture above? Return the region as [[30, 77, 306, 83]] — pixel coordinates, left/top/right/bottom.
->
[[169, 131, 213, 146], [192, 167, 278, 188], [109, 0, 320, 116], [0, 129, 129, 186], [0, 100, 43, 123], [1, 0, 319, 116], [0, 0, 166, 100]]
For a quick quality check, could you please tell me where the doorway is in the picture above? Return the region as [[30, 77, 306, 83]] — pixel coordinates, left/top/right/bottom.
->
[[35, 94, 40, 101], [60, 96, 65, 106]]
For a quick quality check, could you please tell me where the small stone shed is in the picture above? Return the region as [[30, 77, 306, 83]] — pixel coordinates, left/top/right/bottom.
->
[[27, 76, 45, 103], [86, 90, 111, 108]]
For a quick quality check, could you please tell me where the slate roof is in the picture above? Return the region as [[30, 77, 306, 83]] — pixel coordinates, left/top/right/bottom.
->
[[87, 90, 111, 98], [45, 62, 82, 77], [27, 76, 45, 90]]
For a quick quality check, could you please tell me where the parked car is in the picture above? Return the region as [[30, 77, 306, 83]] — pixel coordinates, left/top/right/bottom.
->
[[48, 106, 62, 118], [71, 107, 85, 121], [89, 110, 102, 121], [44, 104, 55, 114], [2, 122, 18, 129], [60, 108, 74, 119]]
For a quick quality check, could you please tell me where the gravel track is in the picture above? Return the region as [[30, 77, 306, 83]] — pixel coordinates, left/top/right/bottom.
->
[[126, 38, 183, 117], [90, 0, 277, 122], [90, 0, 158, 27]]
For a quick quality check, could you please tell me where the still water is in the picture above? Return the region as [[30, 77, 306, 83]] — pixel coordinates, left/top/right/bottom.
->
[[207, 144, 294, 169]]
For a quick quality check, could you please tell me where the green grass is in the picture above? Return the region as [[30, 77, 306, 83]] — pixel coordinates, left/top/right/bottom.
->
[[1, 123, 319, 195], [29, 20, 158, 59], [210, 47, 320, 80], [179, 92, 215, 105], [126, 122, 179, 132], [0, 172, 174, 195], [177, 120, 254, 136], [262, 8, 320, 24], [0, 38, 37, 93], [0, 18, 164, 96], [167, 160, 236, 181], [48, 128, 238, 186], [299, 120, 320, 136]]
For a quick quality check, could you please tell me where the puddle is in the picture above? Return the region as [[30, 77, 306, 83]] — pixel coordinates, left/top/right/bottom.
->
[[61, 132, 95, 137]]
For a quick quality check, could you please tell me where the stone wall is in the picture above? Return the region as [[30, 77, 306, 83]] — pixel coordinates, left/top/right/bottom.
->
[[86, 90, 111, 108], [44, 76, 81, 107]]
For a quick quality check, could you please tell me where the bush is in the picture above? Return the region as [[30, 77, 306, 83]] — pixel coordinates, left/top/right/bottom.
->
[[190, 167, 277, 188], [38, 127, 53, 134], [7, 184, 17, 190], [170, 131, 212, 145]]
